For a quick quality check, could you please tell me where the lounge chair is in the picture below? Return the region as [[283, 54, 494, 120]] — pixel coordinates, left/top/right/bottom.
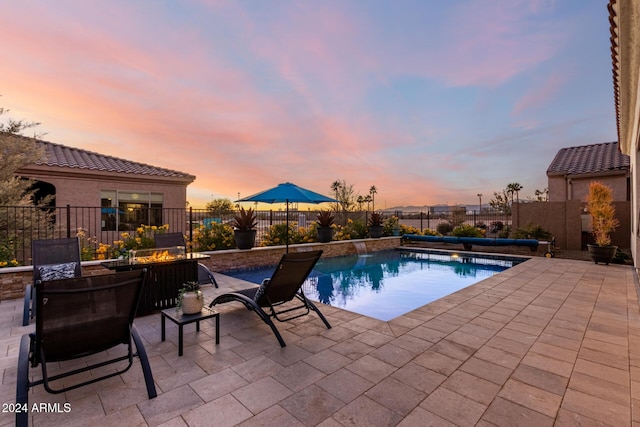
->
[[154, 232, 218, 288], [210, 250, 331, 347], [16, 269, 157, 427], [22, 237, 83, 326]]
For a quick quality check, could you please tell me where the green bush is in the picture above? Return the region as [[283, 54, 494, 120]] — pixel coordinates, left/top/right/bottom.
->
[[192, 223, 235, 251], [512, 223, 551, 240], [436, 222, 453, 235], [261, 223, 315, 246], [0, 241, 19, 268], [452, 224, 483, 238]]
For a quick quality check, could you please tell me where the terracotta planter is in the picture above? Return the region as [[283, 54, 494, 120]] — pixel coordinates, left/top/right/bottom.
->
[[587, 244, 617, 265], [234, 230, 256, 250], [180, 292, 203, 314], [317, 227, 333, 243]]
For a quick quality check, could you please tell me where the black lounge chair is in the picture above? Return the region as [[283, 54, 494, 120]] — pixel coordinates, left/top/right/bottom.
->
[[22, 237, 83, 326], [154, 232, 219, 288], [16, 269, 157, 427], [210, 250, 331, 347]]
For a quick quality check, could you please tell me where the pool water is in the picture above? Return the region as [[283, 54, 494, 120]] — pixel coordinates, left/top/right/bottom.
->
[[223, 249, 525, 321]]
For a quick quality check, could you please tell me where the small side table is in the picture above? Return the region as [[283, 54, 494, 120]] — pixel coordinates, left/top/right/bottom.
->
[[161, 306, 220, 356]]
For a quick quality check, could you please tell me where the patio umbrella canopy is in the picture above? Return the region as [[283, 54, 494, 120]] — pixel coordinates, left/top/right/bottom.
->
[[236, 182, 337, 251]]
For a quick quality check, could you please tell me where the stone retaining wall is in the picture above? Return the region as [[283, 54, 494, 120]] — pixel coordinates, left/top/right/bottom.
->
[[0, 238, 401, 301]]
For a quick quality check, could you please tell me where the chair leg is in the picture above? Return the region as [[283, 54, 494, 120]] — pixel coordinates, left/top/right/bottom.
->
[[22, 285, 33, 326], [16, 334, 31, 427], [131, 326, 157, 399], [309, 301, 332, 329]]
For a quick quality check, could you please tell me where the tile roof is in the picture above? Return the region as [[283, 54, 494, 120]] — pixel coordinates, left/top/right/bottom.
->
[[33, 139, 195, 181], [547, 141, 629, 176]]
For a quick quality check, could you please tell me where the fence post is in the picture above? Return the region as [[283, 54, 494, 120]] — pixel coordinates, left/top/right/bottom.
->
[[66, 204, 71, 238], [188, 207, 193, 246]]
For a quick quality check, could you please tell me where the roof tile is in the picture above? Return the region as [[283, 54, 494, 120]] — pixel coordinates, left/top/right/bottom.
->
[[547, 141, 629, 175], [34, 139, 195, 181]]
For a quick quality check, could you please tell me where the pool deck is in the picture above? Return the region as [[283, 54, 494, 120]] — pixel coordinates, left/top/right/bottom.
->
[[1, 255, 639, 426]]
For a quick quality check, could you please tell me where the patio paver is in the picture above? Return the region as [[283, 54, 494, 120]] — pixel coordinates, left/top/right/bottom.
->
[[1, 255, 639, 426]]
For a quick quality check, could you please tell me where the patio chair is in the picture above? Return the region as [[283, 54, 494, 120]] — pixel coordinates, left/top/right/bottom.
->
[[154, 232, 218, 288], [210, 250, 331, 347], [22, 237, 83, 326], [16, 269, 157, 427]]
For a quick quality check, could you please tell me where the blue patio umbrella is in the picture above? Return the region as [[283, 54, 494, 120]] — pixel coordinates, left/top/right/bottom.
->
[[236, 182, 337, 252]]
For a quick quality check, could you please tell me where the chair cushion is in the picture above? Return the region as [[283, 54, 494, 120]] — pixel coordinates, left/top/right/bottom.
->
[[254, 279, 270, 302], [38, 262, 78, 282]]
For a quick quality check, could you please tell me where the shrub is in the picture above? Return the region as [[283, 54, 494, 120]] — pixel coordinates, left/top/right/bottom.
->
[[452, 224, 483, 238], [0, 240, 19, 268], [192, 223, 235, 251], [335, 218, 368, 240], [113, 224, 169, 252], [436, 222, 453, 235], [512, 223, 551, 240], [422, 228, 439, 236], [261, 223, 315, 246]]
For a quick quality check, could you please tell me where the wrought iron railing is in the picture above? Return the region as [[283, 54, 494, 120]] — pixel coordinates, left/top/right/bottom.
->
[[0, 205, 510, 265]]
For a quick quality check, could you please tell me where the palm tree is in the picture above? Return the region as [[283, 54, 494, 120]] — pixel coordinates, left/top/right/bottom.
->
[[356, 195, 364, 211], [364, 195, 372, 211], [507, 182, 523, 205], [331, 180, 342, 212], [369, 185, 377, 211]]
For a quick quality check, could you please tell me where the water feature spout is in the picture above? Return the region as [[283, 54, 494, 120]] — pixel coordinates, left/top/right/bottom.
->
[[353, 241, 367, 256]]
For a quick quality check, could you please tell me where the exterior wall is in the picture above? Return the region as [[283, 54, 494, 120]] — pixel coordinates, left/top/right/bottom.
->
[[20, 168, 191, 242], [548, 174, 628, 202], [0, 237, 402, 301], [24, 171, 188, 209], [515, 201, 630, 251], [548, 176, 568, 202]]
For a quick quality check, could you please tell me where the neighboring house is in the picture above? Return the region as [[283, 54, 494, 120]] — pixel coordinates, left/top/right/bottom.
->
[[515, 141, 631, 251], [15, 138, 195, 238], [546, 141, 630, 203], [610, 0, 640, 267]]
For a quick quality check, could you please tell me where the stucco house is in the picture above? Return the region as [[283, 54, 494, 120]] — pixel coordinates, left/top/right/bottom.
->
[[609, 0, 640, 267], [15, 138, 195, 240], [546, 141, 630, 203]]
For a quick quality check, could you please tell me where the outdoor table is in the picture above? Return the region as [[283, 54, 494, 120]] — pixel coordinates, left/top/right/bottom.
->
[[101, 253, 210, 315], [161, 306, 220, 356]]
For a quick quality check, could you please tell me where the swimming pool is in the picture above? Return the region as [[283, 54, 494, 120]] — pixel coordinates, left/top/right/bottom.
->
[[223, 249, 527, 321]]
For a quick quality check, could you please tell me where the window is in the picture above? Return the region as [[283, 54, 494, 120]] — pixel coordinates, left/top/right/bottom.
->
[[101, 191, 164, 231]]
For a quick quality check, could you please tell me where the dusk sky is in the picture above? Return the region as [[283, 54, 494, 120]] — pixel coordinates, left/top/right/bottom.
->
[[1, 1, 616, 209]]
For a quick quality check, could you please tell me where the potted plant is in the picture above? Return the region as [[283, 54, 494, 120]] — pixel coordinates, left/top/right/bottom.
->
[[316, 210, 335, 243], [232, 207, 258, 250], [586, 181, 620, 265], [177, 281, 203, 314], [368, 212, 384, 238], [384, 215, 401, 236]]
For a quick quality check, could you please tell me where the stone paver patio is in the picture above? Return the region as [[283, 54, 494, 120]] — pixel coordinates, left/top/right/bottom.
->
[[1, 254, 639, 426]]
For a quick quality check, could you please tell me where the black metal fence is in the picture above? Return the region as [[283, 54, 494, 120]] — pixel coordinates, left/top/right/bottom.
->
[[0, 205, 510, 265]]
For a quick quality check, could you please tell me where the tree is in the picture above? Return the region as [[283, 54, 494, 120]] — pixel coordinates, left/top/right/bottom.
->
[[331, 180, 342, 213], [506, 182, 523, 204], [489, 189, 511, 215], [533, 188, 549, 202], [369, 185, 377, 211], [329, 179, 358, 213], [0, 102, 49, 265], [0, 104, 46, 206], [205, 198, 234, 218]]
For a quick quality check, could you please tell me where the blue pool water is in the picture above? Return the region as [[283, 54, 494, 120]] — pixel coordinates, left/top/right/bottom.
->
[[223, 249, 525, 321]]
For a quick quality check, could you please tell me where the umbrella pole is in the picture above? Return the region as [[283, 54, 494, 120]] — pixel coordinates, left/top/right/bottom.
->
[[286, 200, 289, 253]]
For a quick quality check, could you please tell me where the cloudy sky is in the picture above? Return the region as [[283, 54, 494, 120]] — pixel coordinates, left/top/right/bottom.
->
[[1, 0, 616, 209]]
